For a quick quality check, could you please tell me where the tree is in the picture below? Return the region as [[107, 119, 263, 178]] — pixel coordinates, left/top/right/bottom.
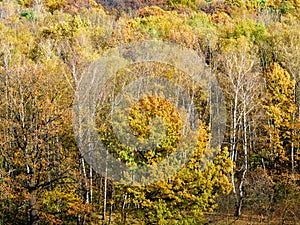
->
[[217, 36, 263, 217], [260, 62, 300, 222]]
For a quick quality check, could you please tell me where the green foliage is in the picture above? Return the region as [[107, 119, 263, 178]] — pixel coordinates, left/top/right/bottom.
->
[[231, 20, 267, 44], [112, 143, 232, 224], [94, 60, 232, 223], [225, 0, 244, 7], [246, 0, 267, 9], [168, 0, 196, 7], [20, 11, 35, 21], [135, 11, 179, 39]]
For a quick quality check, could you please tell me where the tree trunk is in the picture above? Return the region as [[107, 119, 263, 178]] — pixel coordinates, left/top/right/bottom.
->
[[235, 101, 248, 217], [231, 92, 239, 210], [29, 189, 38, 225], [103, 153, 108, 222]]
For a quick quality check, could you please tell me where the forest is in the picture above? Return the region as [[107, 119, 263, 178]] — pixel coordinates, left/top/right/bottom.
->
[[0, 0, 299, 224]]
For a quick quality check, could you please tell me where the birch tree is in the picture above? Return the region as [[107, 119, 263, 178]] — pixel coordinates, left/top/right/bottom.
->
[[218, 36, 262, 216]]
